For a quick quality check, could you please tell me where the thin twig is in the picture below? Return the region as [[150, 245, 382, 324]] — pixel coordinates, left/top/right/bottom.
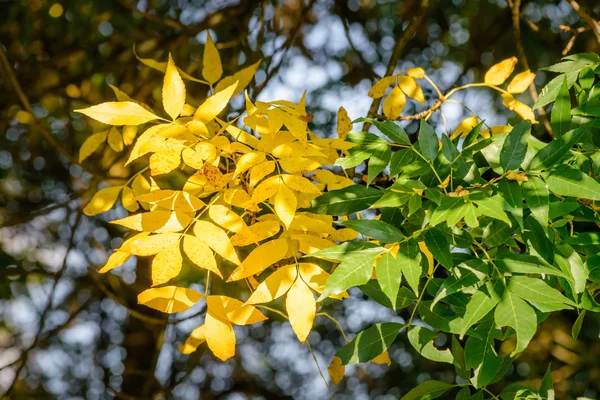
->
[[567, 0, 600, 44]]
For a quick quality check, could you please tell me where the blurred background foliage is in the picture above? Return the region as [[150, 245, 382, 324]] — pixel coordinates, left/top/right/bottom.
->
[[1, 0, 600, 399]]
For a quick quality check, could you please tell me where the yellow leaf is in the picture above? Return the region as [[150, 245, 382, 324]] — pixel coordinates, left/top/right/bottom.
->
[[126, 124, 169, 166], [278, 157, 321, 173], [135, 190, 204, 213], [215, 59, 261, 96], [328, 228, 359, 242], [289, 214, 336, 234], [234, 151, 266, 177], [193, 220, 240, 265], [132, 174, 151, 197], [252, 176, 282, 203], [418, 241, 434, 277], [122, 233, 181, 256], [337, 107, 352, 140], [286, 278, 315, 343], [75, 101, 160, 125], [281, 175, 320, 194], [450, 116, 479, 140], [502, 93, 537, 123], [507, 70, 536, 94], [223, 188, 255, 210], [209, 204, 247, 233], [228, 238, 289, 281], [372, 351, 391, 365], [149, 144, 183, 175], [292, 234, 336, 255], [480, 125, 511, 138], [183, 235, 222, 278], [121, 186, 139, 212], [249, 160, 276, 186], [179, 324, 206, 354], [98, 251, 130, 273], [83, 186, 122, 216], [382, 85, 406, 119], [107, 127, 124, 152], [151, 243, 183, 286], [108, 84, 153, 113], [484, 57, 518, 86], [112, 210, 193, 233], [328, 356, 345, 385], [207, 295, 267, 325], [368, 76, 396, 99], [398, 76, 424, 103], [246, 265, 297, 304], [194, 82, 237, 124], [274, 185, 297, 229], [271, 142, 326, 159], [79, 130, 108, 162], [230, 221, 281, 246], [163, 54, 186, 120], [138, 286, 202, 314], [122, 125, 138, 145], [407, 67, 425, 79], [204, 311, 236, 361], [202, 32, 223, 84]]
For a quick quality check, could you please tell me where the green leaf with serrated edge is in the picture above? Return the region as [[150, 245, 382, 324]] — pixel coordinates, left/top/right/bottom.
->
[[398, 240, 423, 295], [494, 290, 537, 356], [579, 66, 595, 91], [399, 380, 453, 400], [482, 220, 515, 248], [310, 242, 384, 261], [335, 322, 403, 364], [500, 121, 531, 171], [534, 69, 579, 109], [341, 219, 404, 243], [418, 119, 438, 161], [472, 196, 511, 226], [548, 198, 580, 219], [550, 75, 571, 138], [371, 191, 411, 208], [572, 310, 585, 340], [318, 251, 382, 300], [355, 118, 411, 145], [335, 146, 373, 169], [407, 194, 422, 216], [465, 319, 504, 388], [566, 231, 600, 246], [528, 123, 592, 171], [546, 168, 600, 201], [360, 281, 416, 309], [367, 143, 391, 183], [572, 99, 600, 116], [375, 252, 403, 308], [507, 275, 575, 312], [495, 252, 566, 277], [430, 196, 469, 227], [522, 176, 549, 233], [460, 281, 503, 339], [441, 133, 459, 162], [523, 216, 554, 265], [432, 259, 489, 307], [540, 365, 555, 400], [418, 301, 464, 334], [556, 245, 588, 294], [407, 326, 454, 364], [498, 179, 524, 228], [309, 185, 382, 215], [424, 229, 453, 269], [347, 131, 387, 145], [390, 148, 417, 176]]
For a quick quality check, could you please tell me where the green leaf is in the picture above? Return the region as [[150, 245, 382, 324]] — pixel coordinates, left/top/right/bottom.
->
[[528, 123, 592, 171], [341, 219, 404, 243], [423, 229, 453, 269], [456, 387, 471, 400], [360, 281, 416, 309], [335, 146, 373, 169], [500, 121, 531, 171], [429, 196, 469, 227], [336, 322, 403, 364], [376, 251, 403, 308], [441, 133, 459, 162], [522, 176, 549, 232], [534, 70, 579, 109], [309, 185, 382, 215], [460, 281, 503, 339], [523, 215, 554, 265], [367, 143, 391, 183], [550, 75, 571, 137], [482, 220, 516, 248], [539, 365, 555, 400], [464, 320, 504, 388], [347, 131, 387, 145], [418, 119, 438, 161], [310, 242, 385, 261], [498, 179, 524, 228], [507, 275, 575, 312], [572, 310, 585, 340], [566, 231, 600, 246], [355, 118, 411, 145], [472, 196, 511, 226], [390, 148, 417, 176], [494, 290, 537, 356], [398, 241, 423, 295], [546, 168, 600, 201], [418, 301, 464, 334], [407, 326, 454, 364], [495, 253, 566, 277], [319, 251, 383, 300], [572, 99, 600, 117], [399, 380, 453, 400], [432, 260, 488, 307]]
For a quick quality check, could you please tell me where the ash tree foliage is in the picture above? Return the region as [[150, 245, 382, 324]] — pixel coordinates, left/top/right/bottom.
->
[[75, 31, 600, 399]]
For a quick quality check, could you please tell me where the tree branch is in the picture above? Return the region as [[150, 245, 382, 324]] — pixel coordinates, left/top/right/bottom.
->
[[568, 0, 600, 44]]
